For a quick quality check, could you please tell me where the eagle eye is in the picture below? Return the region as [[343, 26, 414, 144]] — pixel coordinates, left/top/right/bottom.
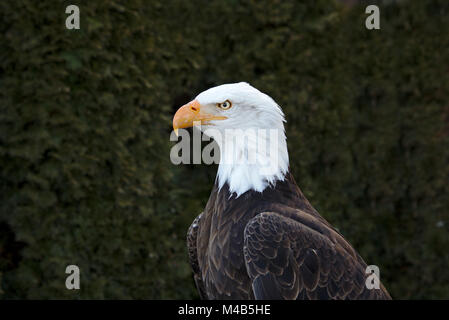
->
[[217, 100, 232, 110]]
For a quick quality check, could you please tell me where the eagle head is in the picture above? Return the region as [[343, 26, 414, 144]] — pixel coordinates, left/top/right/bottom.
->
[[173, 82, 289, 197]]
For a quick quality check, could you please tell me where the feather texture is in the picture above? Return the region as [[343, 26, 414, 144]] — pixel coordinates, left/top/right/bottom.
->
[[187, 172, 391, 300]]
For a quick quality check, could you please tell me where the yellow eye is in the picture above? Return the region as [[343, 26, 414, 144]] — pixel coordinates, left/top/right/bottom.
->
[[217, 100, 232, 110]]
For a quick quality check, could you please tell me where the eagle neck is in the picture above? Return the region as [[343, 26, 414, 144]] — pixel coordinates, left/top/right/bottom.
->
[[215, 127, 289, 198]]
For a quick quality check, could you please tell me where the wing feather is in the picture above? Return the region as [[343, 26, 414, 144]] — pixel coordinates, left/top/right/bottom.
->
[[243, 211, 391, 300], [187, 213, 207, 299]]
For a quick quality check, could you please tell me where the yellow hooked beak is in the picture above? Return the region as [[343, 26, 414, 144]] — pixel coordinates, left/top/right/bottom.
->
[[172, 99, 227, 135]]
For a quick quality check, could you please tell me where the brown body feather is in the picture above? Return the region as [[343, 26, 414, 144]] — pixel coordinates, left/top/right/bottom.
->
[[187, 171, 391, 300]]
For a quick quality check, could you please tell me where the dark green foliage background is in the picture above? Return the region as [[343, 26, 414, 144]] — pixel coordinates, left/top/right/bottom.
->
[[0, 0, 448, 299]]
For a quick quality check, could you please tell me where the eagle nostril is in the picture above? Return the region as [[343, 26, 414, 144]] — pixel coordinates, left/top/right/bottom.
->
[[190, 106, 199, 112]]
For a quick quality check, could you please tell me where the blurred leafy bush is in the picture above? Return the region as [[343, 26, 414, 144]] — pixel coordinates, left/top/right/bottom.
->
[[0, 0, 448, 299]]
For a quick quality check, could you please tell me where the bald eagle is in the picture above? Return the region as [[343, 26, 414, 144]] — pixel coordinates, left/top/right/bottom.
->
[[173, 82, 391, 300]]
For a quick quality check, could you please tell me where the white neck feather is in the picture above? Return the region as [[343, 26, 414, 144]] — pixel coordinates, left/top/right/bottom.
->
[[215, 127, 289, 197]]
